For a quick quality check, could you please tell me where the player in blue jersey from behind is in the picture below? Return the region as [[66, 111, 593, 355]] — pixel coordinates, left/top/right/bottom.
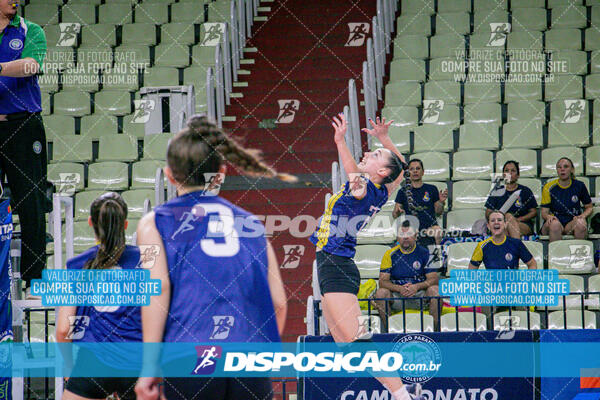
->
[[134, 115, 288, 400], [310, 114, 425, 400], [57, 192, 141, 400]]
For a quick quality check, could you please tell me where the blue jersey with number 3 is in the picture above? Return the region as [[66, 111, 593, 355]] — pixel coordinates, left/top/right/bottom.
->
[[154, 191, 280, 343]]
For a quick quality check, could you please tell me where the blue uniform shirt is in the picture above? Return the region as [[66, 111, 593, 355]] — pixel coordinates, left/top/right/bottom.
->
[[541, 178, 591, 226], [485, 184, 538, 218], [395, 183, 440, 230], [380, 244, 434, 285], [310, 176, 388, 258], [470, 236, 533, 269]]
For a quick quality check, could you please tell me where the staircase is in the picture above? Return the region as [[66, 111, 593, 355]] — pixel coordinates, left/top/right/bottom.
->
[[220, 0, 377, 343]]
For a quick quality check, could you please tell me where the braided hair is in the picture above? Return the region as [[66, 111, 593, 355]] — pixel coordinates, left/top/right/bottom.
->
[[167, 115, 297, 187]]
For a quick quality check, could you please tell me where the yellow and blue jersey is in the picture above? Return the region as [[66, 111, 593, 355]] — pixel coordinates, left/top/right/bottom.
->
[[380, 244, 434, 285], [541, 178, 591, 225], [470, 236, 533, 269], [395, 183, 440, 229], [310, 176, 388, 258], [485, 184, 537, 218]]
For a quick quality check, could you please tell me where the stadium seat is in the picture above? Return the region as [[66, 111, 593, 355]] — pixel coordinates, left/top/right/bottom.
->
[[40, 90, 51, 115], [114, 45, 151, 69], [97, 135, 138, 162], [545, 75, 584, 101], [121, 189, 154, 219], [496, 148, 538, 177], [122, 23, 157, 45], [473, 10, 508, 32], [154, 44, 190, 68], [547, 120, 590, 147], [436, 12, 471, 35], [545, 29, 582, 51], [371, 127, 410, 153], [54, 92, 91, 116], [44, 115, 75, 138], [24, 4, 58, 25], [505, 81, 542, 102], [48, 162, 85, 193], [388, 313, 434, 333], [135, 3, 169, 24], [81, 24, 116, 47], [80, 115, 119, 139], [591, 51, 600, 74], [98, 3, 133, 24], [447, 241, 478, 271], [143, 133, 173, 160], [401, 0, 434, 14], [452, 180, 490, 209], [550, 6, 587, 29], [384, 82, 422, 107], [43, 25, 65, 48], [94, 90, 132, 116], [544, 275, 586, 310], [585, 74, 600, 99], [464, 83, 501, 104], [392, 36, 429, 60], [511, 8, 547, 31], [132, 160, 163, 189], [548, 240, 595, 274], [123, 114, 147, 138], [354, 245, 389, 279], [381, 106, 418, 128], [51, 136, 92, 163], [548, 0, 583, 6], [183, 65, 211, 113], [74, 190, 105, 221], [522, 241, 543, 268], [102, 69, 140, 92], [429, 57, 466, 81], [507, 31, 543, 51], [468, 33, 504, 60], [588, 275, 600, 310], [161, 23, 196, 45], [87, 162, 129, 190], [474, 0, 507, 10], [549, 50, 588, 75], [430, 34, 466, 59], [423, 104, 460, 128], [356, 211, 396, 245], [464, 103, 502, 126], [437, 0, 471, 13], [507, 100, 545, 122], [413, 125, 454, 153], [207, 0, 237, 25], [547, 310, 597, 329], [453, 150, 493, 180], [45, 47, 75, 72], [586, 146, 600, 175], [441, 312, 487, 332], [550, 99, 589, 122], [585, 28, 600, 51], [541, 146, 583, 177], [143, 67, 180, 86], [62, 3, 96, 25], [446, 209, 485, 233], [423, 81, 461, 105], [171, 1, 206, 23], [72, 221, 97, 253], [502, 121, 543, 149], [395, 14, 431, 36], [458, 123, 499, 150], [38, 70, 59, 93], [519, 178, 542, 203], [511, 0, 545, 8], [410, 152, 450, 181], [493, 311, 541, 330], [61, 68, 100, 93], [77, 46, 113, 72], [389, 59, 426, 82]]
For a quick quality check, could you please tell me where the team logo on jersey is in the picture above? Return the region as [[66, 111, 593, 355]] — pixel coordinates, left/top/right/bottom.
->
[[66, 316, 90, 340], [571, 195, 578, 203], [192, 345, 222, 375], [171, 211, 200, 240], [200, 23, 224, 46], [515, 197, 522, 207], [569, 245, 590, 269], [32, 141, 42, 154], [281, 245, 305, 269], [204, 173, 225, 196], [505, 253, 513, 262], [276, 100, 300, 124], [413, 261, 421, 269], [132, 100, 156, 124], [487, 23, 510, 47], [9, 38, 23, 51], [561, 100, 585, 123], [345, 23, 370, 47], [57, 23, 80, 47], [421, 100, 444, 123], [57, 172, 81, 196], [423, 192, 430, 202], [210, 316, 234, 340], [139, 244, 160, 269]]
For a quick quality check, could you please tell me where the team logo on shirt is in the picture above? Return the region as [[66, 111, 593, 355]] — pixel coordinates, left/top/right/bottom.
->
[[210, 316, 234, 340], [413, 261, 421, 269], [8, 39, 23, 51], [561, 100, 586, 124], [192, 345, 222, 375], [276, 100, 300, 124], [32, 141, 42, 154], [571, 195, 578, 203], [515, 197, 522, 207], [423, 192, 430, 202], [487, 23, 510, 47], [345, 23, 370, 47], [281, 245, 305, 269], [66, 316, 90, 340], [505, 253, 513, 262]]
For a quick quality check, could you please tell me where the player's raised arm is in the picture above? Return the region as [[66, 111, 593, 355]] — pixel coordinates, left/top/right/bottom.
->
[[333, 113, 360, 176]]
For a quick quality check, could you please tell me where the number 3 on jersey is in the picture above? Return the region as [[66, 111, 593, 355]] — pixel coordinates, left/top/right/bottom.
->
[[200, 203, 240, 257]]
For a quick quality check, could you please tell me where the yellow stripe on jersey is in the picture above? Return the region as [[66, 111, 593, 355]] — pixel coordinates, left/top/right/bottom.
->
[[316, 190, 344, 249], [380, 244, 401, 271], [472, 237, 493, 263], [541, 178, 559, 206]]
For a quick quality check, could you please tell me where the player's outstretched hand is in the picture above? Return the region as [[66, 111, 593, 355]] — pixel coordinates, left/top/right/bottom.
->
[[135, 377, 166, 400], [361, 117, 393, 140], [332, 113, 348, 144]]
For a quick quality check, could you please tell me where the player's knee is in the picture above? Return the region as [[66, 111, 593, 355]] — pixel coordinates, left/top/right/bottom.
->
[[549, 219, 562, 232], [426, 285, 439, 296], [374, 287, 390, 299]]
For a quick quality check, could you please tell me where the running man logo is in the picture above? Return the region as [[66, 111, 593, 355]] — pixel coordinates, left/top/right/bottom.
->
[[192, 345, 222, 375], [487, 23, 511, 47], [139, 245, 160, 269], [171, 211, 200, 240], [66, 316, 90, 340], [489, 172, 511, 197], [355, 316, 380, 339], [276, 100, 300, 124], [569, 245, 591, 270], [345, 23, 370, 47], [132, 100, 156, 124], [57, 23, 80, 47], [495, 316, 520, 340], [210, 316, 234, 340], [426, 244, 442, 270], [281, 245, 305, 269], [200, 23, 224, 46], [57, 173, 81, 195], [204, 173, 225, 196], [421, 100, 444, 123], [562, 100, 586, 123]]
